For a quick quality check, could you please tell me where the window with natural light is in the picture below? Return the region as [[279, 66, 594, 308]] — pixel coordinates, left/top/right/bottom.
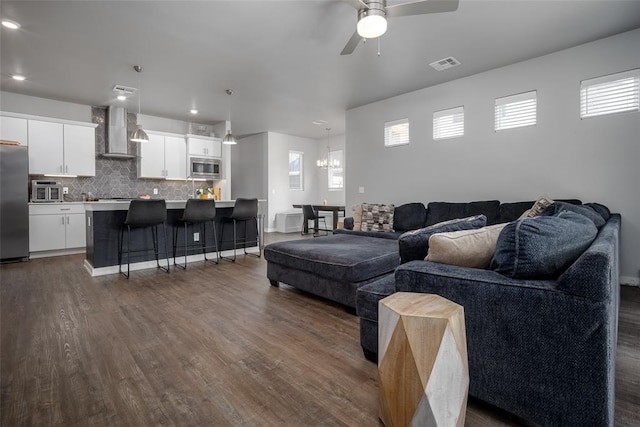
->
[[495, 91, 537, 131], [433, 106, 464, 140], [328, 150, 343, 190], [288, 151, 303, 190], [580, 69, 639, 118], [384, 118, 410, 147]]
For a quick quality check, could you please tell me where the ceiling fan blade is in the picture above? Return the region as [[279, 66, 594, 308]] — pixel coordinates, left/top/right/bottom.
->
[[341, 30, 362, 55], [345, 0, 368, 10], [386, 0, 459, 18]]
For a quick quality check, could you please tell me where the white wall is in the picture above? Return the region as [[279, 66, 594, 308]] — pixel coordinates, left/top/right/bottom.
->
[[346, 29, 640, 284], [266, 132, 322, 231], [1, 91, 91, 122], [232, 133, 268, 200]]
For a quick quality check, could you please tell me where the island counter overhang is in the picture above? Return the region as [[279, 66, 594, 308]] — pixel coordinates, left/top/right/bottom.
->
[[84, 200, 266, 276]]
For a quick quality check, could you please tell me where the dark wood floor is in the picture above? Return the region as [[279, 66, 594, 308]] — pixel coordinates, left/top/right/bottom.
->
[[1, 233, 639, 426]]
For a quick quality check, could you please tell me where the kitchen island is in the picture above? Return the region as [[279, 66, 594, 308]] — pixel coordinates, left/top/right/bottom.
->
[[84, 199, 265, 276]]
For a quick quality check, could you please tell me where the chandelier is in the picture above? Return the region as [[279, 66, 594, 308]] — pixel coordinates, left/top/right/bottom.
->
[[317, 127, 341, 169]]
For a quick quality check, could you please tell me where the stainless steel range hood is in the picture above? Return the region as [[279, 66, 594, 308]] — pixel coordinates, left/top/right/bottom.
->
[[102, 106, 136, 159]]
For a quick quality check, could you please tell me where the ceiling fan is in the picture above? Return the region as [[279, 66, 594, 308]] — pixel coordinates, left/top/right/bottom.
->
[[340, 0, 459, 55]]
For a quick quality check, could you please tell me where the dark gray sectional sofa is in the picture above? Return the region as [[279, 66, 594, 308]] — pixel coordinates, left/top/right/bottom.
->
[[264, 198, 620, 426]]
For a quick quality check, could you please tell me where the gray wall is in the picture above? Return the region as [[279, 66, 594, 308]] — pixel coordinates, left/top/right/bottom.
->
[[232, 133, 268, 200], [346, 29, 640, 284]]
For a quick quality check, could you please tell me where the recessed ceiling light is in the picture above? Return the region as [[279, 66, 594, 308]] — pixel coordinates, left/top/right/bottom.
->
[[312, 120, 328, 126], [117, 95, 127, 101], [190, 109, 198, 114], [12, 74, 25, 81], [1, 19, 20, 30]]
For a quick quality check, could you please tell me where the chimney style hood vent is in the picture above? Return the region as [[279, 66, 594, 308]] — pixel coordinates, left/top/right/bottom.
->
[[102, 106, 136, 159]]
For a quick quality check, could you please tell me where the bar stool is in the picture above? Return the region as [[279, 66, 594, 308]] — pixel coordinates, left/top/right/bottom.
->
[[220, 198, 260, 262], [301, 204, 329, 237], [173, 199, 220, 269], [118, 199, 170, 278]]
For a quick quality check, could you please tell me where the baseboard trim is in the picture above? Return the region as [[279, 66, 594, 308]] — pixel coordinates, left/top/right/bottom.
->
[[620, 276, 639, 287]]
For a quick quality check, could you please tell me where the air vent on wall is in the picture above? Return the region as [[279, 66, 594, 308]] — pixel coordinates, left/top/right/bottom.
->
[[112, 84, 137, 95], [429, 56, 461, 71]]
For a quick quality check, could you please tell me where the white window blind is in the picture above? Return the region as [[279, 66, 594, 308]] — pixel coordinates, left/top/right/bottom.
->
[[288, 151, 303, 190], [433, 106, 464, 140], [580, 69, 639, 118], [494, 91, 537, 131], [384, 118, 410, 147]]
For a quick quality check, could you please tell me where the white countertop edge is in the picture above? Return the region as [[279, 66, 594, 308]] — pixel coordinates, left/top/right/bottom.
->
[[83, 199, 266, 211]]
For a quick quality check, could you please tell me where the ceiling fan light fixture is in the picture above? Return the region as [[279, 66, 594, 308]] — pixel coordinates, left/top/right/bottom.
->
[[357, 1, 387, 39]]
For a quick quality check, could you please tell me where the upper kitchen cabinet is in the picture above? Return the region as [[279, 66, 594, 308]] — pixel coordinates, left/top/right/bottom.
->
[[187, 135, 221, 158], [27, 119, 96, 176], [138, 132, 187, 179], [0, 116, 28, 145]]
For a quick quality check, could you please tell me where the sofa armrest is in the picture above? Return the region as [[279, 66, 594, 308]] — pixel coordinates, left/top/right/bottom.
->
[[343, 217, 354, 230]]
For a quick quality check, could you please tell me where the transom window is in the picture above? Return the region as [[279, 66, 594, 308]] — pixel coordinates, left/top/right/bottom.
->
[[384, 118, 410, 147], [433, 106, 464, 140], [495, 91, 537, 131], [580, 69, 639, 118]]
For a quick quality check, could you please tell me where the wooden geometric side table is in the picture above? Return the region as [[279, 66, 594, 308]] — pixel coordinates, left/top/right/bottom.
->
[[378, 292, 469, 427]]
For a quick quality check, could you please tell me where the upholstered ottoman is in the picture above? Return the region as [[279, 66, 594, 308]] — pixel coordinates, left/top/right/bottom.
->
[[264, 234, 400, 310]]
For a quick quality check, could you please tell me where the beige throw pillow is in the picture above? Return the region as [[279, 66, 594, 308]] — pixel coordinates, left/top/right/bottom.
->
[[426, 223, 507, 269], [352, 204, 363, 231]]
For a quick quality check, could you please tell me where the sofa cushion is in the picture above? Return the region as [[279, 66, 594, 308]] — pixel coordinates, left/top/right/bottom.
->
[[264, 234, 399, 283], [491, 211, 598, 279], [585, 202, 611, 221], [393, 203, 427, 232], [398, 215, 487, 264], [356, 274, 396, 321], [499, 198, 583, 223], [426, 200, 501, 226], [426, 223, 507, 268], [360, 203, 394, 232], [542, 201, 606, 228], [333, 228, 403, 240]]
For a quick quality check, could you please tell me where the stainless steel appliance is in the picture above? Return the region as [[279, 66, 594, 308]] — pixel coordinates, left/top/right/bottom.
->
[[189, 157, 221, 179], [0, 145, 29, 262], [31, 180, 64, 202]]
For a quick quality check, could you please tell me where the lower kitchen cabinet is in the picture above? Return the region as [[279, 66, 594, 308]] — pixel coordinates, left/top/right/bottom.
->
[[29, 203, 86, 253]]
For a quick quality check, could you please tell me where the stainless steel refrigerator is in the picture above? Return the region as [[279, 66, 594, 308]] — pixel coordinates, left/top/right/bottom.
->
[[0, 145, 29, 262]]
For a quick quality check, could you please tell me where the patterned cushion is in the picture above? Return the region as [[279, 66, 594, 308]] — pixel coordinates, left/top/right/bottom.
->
[[360, 203, 395, 232]]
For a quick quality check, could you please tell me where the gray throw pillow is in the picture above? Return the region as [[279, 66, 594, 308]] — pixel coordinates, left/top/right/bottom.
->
[[491, 211, 597, 279], [541, 201, 606, 228], [398, 215, 487, 264]]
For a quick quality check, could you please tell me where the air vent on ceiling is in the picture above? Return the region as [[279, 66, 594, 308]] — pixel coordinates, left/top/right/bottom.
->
[[429, 56, 461, 71], [112, 84, 137, 95]]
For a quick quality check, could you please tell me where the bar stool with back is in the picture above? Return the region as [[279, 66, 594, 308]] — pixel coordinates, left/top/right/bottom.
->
[[173, 198, 220, 269], [118, 199, 170, 278], [220, 198, 260, 262]]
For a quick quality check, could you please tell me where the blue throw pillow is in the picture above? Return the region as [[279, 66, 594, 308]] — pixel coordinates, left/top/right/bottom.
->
[[541, 201, 606, 228], [491, 211, 597, 279], [398, 215, 487, 264]]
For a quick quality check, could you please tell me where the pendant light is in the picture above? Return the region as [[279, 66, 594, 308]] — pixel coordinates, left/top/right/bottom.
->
[[317, 127, 340, 169], [130, 65, 149, 143], [222, 89, 237, 145]]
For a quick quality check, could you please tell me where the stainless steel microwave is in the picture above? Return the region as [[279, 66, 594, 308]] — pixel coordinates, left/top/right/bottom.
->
[[31, 180, 64, 202], [189, 157, 221, 179]]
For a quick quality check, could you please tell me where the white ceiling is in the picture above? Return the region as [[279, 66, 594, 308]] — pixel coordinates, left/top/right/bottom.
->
[[1, 0, 640, 139]]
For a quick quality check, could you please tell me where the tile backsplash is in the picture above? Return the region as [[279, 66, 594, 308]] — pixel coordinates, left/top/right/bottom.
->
[[30, 107, 219, 201]]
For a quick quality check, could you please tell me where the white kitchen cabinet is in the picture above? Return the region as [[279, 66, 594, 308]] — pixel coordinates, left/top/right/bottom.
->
[[29, 204, 86, 252], [27, 120, 95, 176], [0, 116, 28, 146], [138, 132, 187, 179], [187, 135, 221, 158]]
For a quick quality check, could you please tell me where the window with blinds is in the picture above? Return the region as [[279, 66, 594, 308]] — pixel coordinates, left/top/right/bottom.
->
[[288, 151, 303, 190], [580, 69, 639, 118], [384, 118, 410, 147], [433, 106, 464, 140], [494, 91, 537, 131]]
